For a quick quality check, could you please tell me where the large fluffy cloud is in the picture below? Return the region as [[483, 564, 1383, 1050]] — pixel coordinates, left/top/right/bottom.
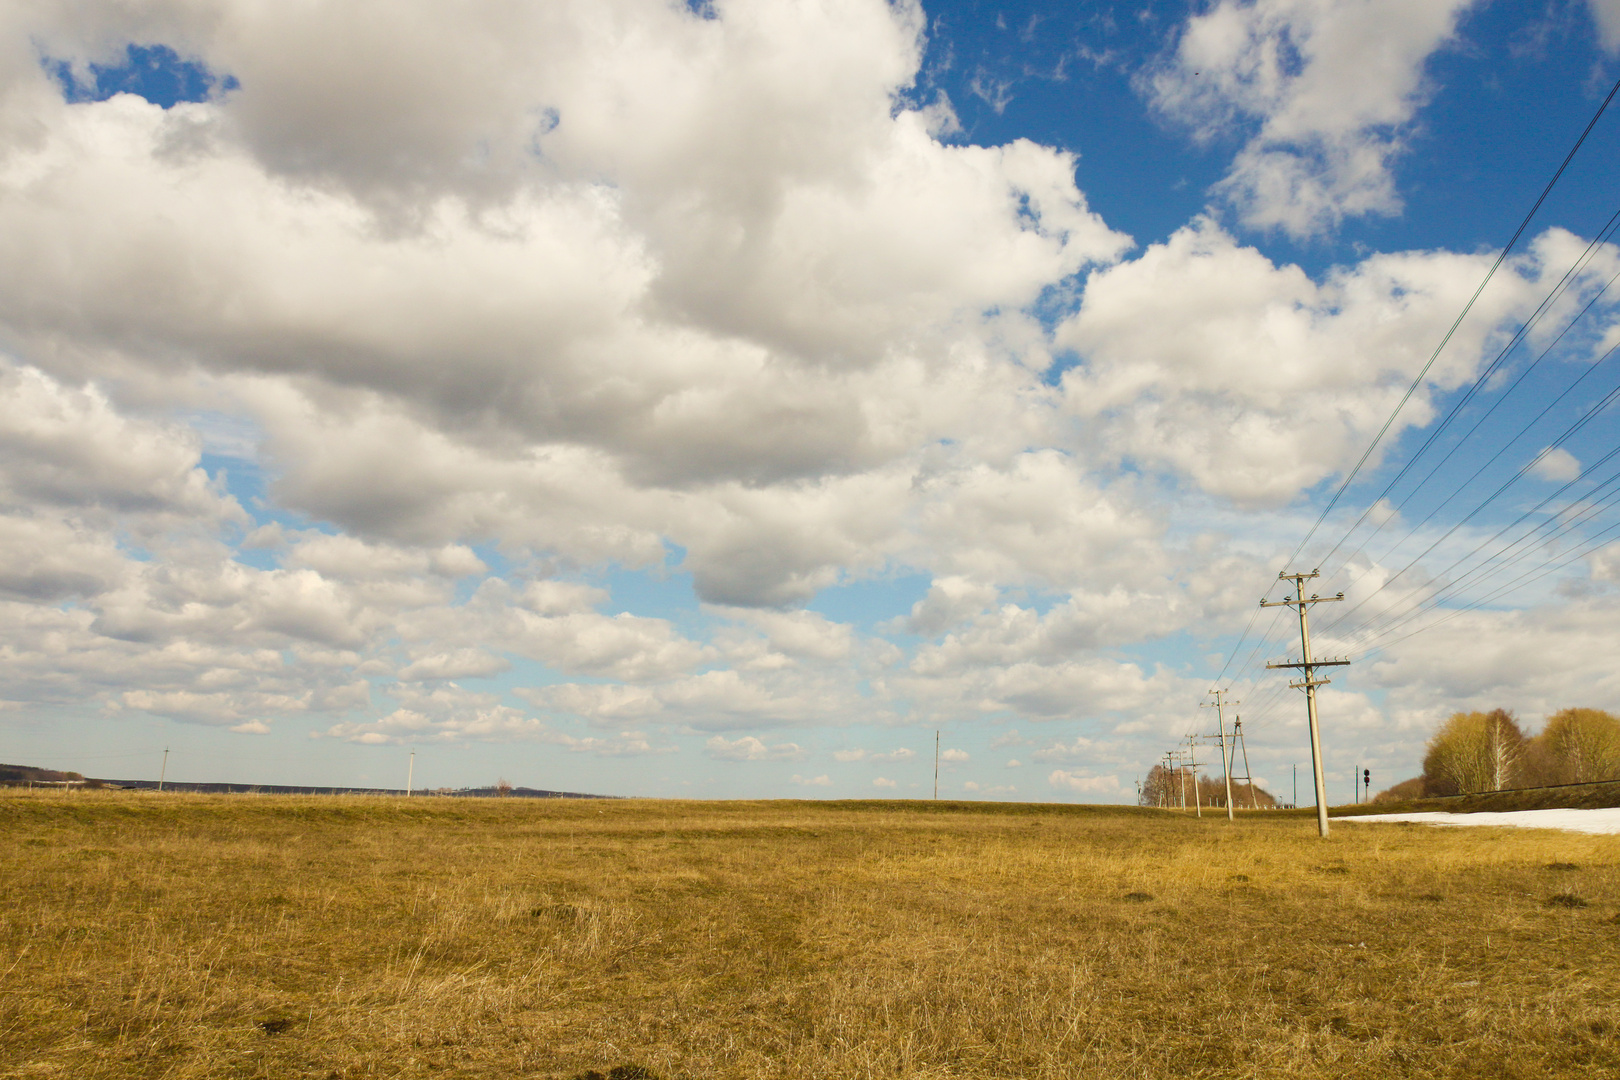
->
[[1058, 221, 1605, 502], [1146, 0, 1477, 238]]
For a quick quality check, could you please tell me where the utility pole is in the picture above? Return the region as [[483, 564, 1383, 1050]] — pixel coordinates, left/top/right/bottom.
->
[[1186, 737, 1203, 819], [1202, 690, 1238, 821], [158, 747, 169, 792], [934, 731, 939, 800], [1262, 570, 1349, 839], [1292, 763, 1297, 810], [407, 750, 415, 796]]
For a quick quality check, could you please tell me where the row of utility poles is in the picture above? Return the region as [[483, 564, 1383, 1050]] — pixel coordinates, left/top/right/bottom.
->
[[1149, 570, 1351, 838], [1148, 701, 1259, 815]]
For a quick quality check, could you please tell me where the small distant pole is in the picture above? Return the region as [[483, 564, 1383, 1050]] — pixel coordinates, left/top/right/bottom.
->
[[158, 747, 169, 792], [1187, 737, 1202, 819], [1292, 764, 1297, 810], [407, 750, 415, 796], [933, 731, 939, 800]]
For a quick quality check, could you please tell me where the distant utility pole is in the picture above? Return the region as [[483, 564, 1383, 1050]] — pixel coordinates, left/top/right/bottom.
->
[[1292, 764, 1297, 810], [407, 750, 415, 797], [1363, 768, 1371, 804], [1202, 690, 1239, 821], [158, 747, 169, 792], [1186, 737, 1203, 819], [1262, 570, 1350, 839]]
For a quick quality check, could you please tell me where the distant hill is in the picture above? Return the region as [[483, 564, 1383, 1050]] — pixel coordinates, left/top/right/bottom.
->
[[1, 764, 610, 799]]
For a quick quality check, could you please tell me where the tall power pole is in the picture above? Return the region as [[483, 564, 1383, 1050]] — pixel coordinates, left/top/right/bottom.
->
[[934, 731, 939, 800], [1202, 690, 1238, 821], [407, 750, 415, 797], [158, 747, 169, 792], [1261, 570, 1350, 838]]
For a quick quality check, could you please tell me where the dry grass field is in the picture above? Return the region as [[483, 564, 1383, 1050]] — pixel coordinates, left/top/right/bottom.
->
[[2, 791, 1617, 1080]]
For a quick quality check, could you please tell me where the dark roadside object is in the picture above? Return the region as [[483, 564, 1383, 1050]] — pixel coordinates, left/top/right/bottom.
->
[[1122, 892, 1153, 903]]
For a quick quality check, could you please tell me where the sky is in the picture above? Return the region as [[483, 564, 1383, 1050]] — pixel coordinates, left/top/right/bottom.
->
[[3, 0, 1620, 803]]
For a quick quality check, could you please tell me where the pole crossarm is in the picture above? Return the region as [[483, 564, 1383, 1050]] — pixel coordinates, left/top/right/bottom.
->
[[1266, 658, 1351, 668]]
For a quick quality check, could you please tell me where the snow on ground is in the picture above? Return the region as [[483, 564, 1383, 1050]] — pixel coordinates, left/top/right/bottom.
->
[[1339, 808, 1620, 835]]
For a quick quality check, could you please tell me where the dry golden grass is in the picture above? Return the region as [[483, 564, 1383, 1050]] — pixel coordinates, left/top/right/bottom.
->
[[2, 791, 1618, 1079]]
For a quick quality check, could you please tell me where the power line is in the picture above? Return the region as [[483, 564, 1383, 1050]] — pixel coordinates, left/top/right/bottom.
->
[[1324, 397, 1620, 645], [1206, 73, 1620, 693], [1282, 73, 1620, 572], [1316, 231, 1620, 582]]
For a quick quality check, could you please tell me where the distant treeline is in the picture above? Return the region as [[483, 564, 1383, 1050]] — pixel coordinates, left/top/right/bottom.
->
[[1380, 708, 1620, 801], [1139, 765, 1278, 809], [0, 764, 103, 787]]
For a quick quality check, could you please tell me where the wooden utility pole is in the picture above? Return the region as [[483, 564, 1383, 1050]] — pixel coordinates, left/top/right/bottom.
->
[[934, 731, 939, 800], [1202, 690, 1238, 821], [407, 750, 415, 797], [1186, 737, 1203, 819], [1262, 570, 1349, 838], [158, 747, 169, 792]]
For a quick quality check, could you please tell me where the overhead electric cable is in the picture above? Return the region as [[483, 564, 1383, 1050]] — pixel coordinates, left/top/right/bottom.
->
[[1283, 73, 1620, 571], [1353, 515, 1620, 663], [1344, 450, 1620, 640], [1316, 294, 1620, 623], [1328, 436, 1620, 645], [1207, 73, 1620, 688], [1316, 219, 1620, 579]]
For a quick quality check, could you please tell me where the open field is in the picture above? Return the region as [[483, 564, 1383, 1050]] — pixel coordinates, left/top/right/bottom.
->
[[2, 792, 1618, 1079]]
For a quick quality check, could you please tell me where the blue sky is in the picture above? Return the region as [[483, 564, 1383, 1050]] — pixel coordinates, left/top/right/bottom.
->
[[3, 0, 1620, 803]]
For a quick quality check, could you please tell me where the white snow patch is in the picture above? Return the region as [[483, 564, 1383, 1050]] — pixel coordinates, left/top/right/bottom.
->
[[1340, 808, 1620, 835]]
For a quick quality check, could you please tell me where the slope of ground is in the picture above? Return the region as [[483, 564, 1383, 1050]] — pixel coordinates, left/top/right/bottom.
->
[[1338, 779, 1620, 817], [1, 792, 1617, 1079]]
